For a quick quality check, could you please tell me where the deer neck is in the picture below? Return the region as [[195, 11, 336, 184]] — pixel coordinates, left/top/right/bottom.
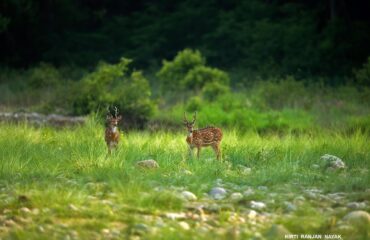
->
[[109, 126, 118, 133]]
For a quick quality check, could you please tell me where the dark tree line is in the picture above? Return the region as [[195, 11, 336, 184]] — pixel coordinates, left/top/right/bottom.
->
[[1, 0, 370, 82]]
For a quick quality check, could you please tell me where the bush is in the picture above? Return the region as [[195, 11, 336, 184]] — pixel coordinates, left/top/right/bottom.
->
[[353, 56, 370, 86], [252, 76, 309, 110], [184, 66, 229, 92], [71, 58, 155, 127], [186, 96, 202, 112], [157, 49, 205, 91], [28, 63, 62, 88], [157, 49, 230, 94], [202, 81, 230, 101]]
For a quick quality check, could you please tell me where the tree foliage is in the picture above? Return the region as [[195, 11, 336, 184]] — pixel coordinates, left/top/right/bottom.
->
[[157, 49, 230, 98], [1, 0, 370, 82], [71, 58, 155, 127]]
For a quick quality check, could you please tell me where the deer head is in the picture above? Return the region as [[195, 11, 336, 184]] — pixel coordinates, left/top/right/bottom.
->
[[183, 112, 197, 134], [106, 106, 122, 126]]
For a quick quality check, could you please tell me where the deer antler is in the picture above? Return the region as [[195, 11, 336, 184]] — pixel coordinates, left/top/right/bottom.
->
[[114, 106, 119, 118], [106, 106, 113, 118], [192, 111, 197, 124], [183, 112, 188, 124]]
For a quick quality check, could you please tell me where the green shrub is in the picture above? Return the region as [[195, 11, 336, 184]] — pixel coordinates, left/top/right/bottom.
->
[[71, 58, 155, 127], [253, 76, 310, 110], [157, 49, 230, 93], [28, 63, 62, 88], [184, 66, 229, 91], [186, 96, 203, 112], [353, 56, 370, 86], [114, 71, 156, 128], [157, 49, 205, 91], [202, 81, 230, 101]]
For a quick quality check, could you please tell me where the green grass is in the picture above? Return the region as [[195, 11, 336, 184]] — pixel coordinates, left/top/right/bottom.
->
[[0, 119, 369, 239]]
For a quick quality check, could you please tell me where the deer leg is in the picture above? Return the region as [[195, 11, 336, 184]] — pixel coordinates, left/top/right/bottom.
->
[[188, 145, 193, 158], [107, 146, 111, 155], [212, 144, 221, 160], [196, 147, 201, 159]]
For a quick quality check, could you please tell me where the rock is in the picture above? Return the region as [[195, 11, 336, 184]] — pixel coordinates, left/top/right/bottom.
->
[[178, 221, 190, 230], [101, 229, 110, 235], [257, 186, 268, 191], [342, 211, 370, 229], [284, 201, 297, 212], [245, 210, 258, 219], [182, 169, 193, 175], [320, 154, 346, 170], [4, 219, 17, 227], [294, 195, 306, 202], [347, 202, 366, 209], [209, 187, 227, 200], [19, 207, 31, 214], [243, 188, 255, 197], [265, 224, 290, 239], [311, 164, 320, 169], [215, 179, 223, 186], [32, 208, 40, 215], [68, 204, 79, 211], [132, 223, 149, 235], [165, 212, 187, 220], [236, 165, 252, 175], [38, 226, 45, 233], [136, 159, 159, 169], [181, 191, 197, 201], [305, 191, 317, 199], [250, 201, 266, 210], [101, 199, 114, 206], [230, 192, 243, 202], [206, 203, 221, 213]]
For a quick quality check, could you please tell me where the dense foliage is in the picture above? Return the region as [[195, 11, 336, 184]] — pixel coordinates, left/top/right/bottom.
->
[[1, 0, 370, 82], [157, 49, 230, 95], [70, 58, 155, 128]]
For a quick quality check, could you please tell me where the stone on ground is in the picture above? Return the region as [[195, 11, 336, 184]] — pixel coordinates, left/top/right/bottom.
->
[[136, 159, 159, 169]]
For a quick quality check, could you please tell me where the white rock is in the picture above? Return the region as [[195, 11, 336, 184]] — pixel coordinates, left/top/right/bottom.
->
[[209, 187, 227, 200], [246, 210, 258, 219], [136, 159, 159, 169], [347, 202, 366, 209], [178, 221, 190, 230], [243, 188, 255, 197], [165, 212, 186, 220], [250, 201, 266, 210], [182, 170, 193, 175], [284, 201, 297, 212], [68, 204, 79, 211], [230, 192, 243, 201], [258, 186, 268, 191], [19, 207, 31, 214], [236, 165, 252, 175], [342, 211, 370, 228], [311, 164, 320, 169], [181, 191, 197, 201], [320, 154, 346, 170]]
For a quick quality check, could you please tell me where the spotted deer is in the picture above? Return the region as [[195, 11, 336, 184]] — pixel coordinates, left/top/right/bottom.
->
[[183, 112, 223, 160], [105, 106, 122, 155]]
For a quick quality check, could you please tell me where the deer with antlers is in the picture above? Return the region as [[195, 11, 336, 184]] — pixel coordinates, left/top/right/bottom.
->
[[183, 112, 223, 160], [105, 106, 122, 155]]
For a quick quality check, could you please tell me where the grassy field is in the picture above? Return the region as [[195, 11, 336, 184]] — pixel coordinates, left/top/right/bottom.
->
[[0, 118, 369, 239]]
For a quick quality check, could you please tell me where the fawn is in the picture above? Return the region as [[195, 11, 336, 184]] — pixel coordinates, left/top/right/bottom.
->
[[183, 112, 223, 160], [105, 106, 122, 155]]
